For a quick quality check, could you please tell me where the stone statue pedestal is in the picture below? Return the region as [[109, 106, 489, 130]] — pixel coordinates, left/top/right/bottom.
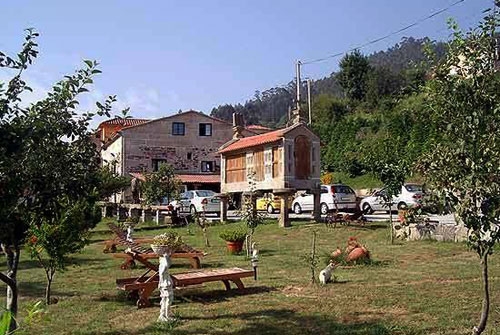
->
[[151, 245, 175, 322]]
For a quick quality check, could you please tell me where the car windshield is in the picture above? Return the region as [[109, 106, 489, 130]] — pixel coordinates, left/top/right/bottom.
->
[[405, 184, 422, 192], [333, 185, 354, 194], [195, 190, 215, 197]]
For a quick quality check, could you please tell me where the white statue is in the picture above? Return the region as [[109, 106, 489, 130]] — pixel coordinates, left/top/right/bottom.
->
[[126, 224, 134, 242], [318, 262, 336, 284], [158, 254, 175, 322]]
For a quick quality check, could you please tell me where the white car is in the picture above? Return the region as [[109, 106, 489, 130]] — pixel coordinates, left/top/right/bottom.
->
[[170, 190, 221, 215], [360, 183, 423, 214], [291, 184, 357, 215]]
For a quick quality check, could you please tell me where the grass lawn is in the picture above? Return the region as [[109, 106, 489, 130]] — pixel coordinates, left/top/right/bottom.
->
[[2, 219, 500, 335]]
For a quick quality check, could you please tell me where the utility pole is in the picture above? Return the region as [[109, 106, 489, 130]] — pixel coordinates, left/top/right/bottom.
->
[[295, 60, 302, 112], [307, 78, 312, 125]]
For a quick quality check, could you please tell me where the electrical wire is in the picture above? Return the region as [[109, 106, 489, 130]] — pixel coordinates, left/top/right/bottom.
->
[[302, 0, 467, 65]]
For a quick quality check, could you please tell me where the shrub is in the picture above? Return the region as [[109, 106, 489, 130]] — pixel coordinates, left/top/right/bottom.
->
[[219, 229, 247, 242]]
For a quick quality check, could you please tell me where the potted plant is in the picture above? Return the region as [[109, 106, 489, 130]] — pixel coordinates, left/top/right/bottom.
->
[[151, 232, 183, 256], [219, 229, 247, 253]]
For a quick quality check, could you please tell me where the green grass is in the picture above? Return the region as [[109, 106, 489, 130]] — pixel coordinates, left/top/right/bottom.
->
[[2, 220, 500, 335]]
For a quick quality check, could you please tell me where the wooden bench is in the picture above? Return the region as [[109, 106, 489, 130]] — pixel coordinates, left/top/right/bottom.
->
[[113, 251, 204, 269], [104, 222, 205, 269], [116, 267, 254, 308]]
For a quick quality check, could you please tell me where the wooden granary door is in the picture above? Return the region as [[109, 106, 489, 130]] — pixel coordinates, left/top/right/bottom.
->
[[294, 135, 310, 179]]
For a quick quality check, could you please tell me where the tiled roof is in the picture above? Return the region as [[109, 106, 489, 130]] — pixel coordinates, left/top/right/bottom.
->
[[99, 118, 150, 127], [129, 172, 220, 184], [218, 128, 285, 154]]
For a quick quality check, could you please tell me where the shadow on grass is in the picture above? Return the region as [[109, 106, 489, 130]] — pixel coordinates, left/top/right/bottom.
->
[[79, 308, 394, 335], [173, 285, 275, 304], [167, 308, 391, 335], [18, 280, 79, 299], [114, 286, 275, 308], [17, 256, 99, 271]]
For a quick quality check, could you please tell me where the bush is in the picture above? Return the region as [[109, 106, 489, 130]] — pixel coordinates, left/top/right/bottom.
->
[[219, 229, 247, 242]]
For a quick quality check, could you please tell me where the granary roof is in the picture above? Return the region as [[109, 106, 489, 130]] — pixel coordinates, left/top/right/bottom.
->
[[218, 128, 285, 154], [218, 122, 321, 154]]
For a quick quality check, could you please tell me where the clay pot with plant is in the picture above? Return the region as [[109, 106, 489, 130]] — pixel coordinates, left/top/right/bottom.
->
[[219, 229, 247, 254]]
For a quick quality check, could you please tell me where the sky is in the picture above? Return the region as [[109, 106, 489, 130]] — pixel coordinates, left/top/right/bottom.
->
[[0, 0, 490, 125]]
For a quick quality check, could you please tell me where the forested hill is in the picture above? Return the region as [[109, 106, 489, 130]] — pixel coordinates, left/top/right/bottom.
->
[[209, 37, 445, 128]]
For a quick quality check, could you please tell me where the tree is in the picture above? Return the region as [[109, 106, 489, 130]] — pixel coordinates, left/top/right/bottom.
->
[[419, 13, 500, 334], [361, 132, 409, 244], [141, 163, 182, 206], [0, 29, 124, 332], [337, 50, 372, 101], [28, 199, 101, 305]]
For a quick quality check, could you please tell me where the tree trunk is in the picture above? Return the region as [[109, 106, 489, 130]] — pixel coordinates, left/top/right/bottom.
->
[[389, 209, 394, 244], [472, 253, 490, 335], [45, 270, 55, 305], [310, 231, 317, 284], [1, 244, 20, 333], [202, 228, 210, 248]]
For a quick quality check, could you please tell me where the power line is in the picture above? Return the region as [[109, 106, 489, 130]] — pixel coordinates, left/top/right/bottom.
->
[[302, 0, 467, 65]]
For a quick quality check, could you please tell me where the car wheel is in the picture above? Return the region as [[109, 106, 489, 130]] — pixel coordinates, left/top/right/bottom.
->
[[267, 204, 275, 214], [293, 203, 302, 214], [397, 202, 407, 210], [362, 203, 373, 214], [190, 205, 197, 215], [320, 203, 329, 215]]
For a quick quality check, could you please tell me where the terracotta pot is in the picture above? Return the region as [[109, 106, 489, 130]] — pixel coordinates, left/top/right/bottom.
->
[[346, 247, 368, 262], [331, 248, 342, 259], [226, 240, 244, 253]]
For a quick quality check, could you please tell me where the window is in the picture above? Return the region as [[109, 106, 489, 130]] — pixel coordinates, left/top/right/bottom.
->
[[187, 152, 192, 160], [172, 122, 185, 136], [199, 123, 212, 136], [152, 159, 168, 171], [201, 161, 215, 172]]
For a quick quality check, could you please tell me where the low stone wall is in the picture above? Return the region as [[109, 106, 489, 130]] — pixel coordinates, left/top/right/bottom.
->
[[393, 214, 469, 242]]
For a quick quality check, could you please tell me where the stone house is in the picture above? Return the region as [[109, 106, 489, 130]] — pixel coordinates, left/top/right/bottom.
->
[[100, 110, 254, 202]]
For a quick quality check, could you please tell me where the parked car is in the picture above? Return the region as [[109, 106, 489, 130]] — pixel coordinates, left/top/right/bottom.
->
[[256, 193, 291, 213], [169, 190, 221, 215], [291, 184, 357, 215], [359, 183, 423, 214]]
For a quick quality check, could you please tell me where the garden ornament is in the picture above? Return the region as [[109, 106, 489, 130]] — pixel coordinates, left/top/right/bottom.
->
[[318, 262, 336, 284], [251, 242, 258, 280]]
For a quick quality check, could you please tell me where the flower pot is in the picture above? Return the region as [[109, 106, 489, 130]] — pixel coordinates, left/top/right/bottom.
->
[[346, 247, 368, 262], [151, 244, 174, 256], [226, 240, 244, 254]]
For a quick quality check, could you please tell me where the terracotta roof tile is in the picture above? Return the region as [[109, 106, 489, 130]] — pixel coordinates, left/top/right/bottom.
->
[[218, 128, 285, 154], [99, 118, 150, 127]]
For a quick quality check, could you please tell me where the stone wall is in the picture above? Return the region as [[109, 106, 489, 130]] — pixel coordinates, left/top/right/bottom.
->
[[393, 214, 469, 242]]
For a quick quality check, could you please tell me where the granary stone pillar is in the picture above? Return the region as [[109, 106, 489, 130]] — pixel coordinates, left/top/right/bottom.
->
[[218, 193, 229, 223], [274, 188, 295, 228], [312, 185, 322, 223]]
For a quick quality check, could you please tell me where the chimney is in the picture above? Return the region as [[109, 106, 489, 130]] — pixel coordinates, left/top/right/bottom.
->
[[232, 113, 245, 139]]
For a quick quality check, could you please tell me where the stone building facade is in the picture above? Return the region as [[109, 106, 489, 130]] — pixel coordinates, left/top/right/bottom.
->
[[100, 110, 254, 202]]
